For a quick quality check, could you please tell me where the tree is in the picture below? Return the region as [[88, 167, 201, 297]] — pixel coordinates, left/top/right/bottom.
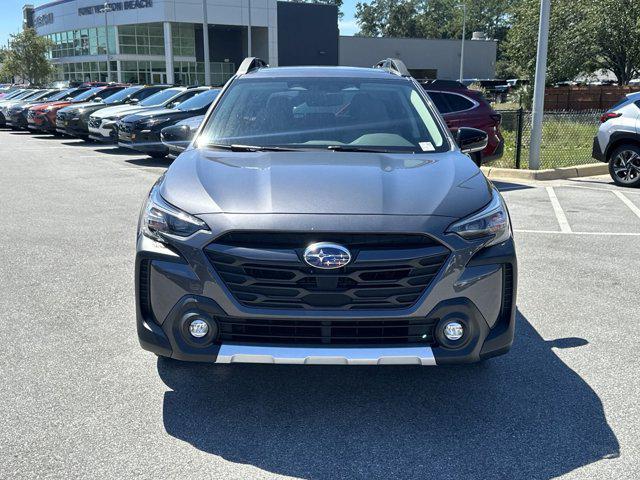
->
[[0, 28, 53, 85], [501, 0, 593, 84], [584, 0, 640, 85], [354, 0, 515, 41]]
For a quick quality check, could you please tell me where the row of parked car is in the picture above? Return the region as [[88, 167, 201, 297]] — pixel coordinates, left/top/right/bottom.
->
[[0, 78, 505, 165], [0, 83, 219, 158]]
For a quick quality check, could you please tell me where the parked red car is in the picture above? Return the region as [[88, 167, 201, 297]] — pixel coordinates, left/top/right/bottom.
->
[[28, 85, 125, 133], [423, 80, 504, 165]]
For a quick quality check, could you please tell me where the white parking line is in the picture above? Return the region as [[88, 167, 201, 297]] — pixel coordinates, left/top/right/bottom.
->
[[515, 229, 640, 236], [546, 186, 572, 233], [612, 190, 640, 219]]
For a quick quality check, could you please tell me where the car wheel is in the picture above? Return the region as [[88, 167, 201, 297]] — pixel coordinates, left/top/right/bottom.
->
[[149, 151, 167, 159], [609, 144, 640, 187]]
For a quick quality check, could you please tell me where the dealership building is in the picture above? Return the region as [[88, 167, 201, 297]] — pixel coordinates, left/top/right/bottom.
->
[[26, 0, 497, 85]]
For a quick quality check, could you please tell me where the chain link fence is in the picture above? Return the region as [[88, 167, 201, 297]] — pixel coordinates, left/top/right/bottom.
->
[[489, 109, 601, 169]]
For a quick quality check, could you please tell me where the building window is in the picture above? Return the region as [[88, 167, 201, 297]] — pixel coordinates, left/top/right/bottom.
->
[[51, 60, 117, 82], [46, 26, 115, 59], [118, 23, 165, 57], [171, 23, 196, 57]]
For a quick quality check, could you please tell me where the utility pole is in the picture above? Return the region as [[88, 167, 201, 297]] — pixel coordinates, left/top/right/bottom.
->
[[101, 2, 113, 82], [202, 0, 211, 85], [247, 0, 252, 57], [528, 0, 551, 170], [457, 3, 466, 83]]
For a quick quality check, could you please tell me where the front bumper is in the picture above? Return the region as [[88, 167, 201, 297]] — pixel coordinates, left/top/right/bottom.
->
[[119, 127, 167, 154], [56, 117, 88, 137], [6, 112, 28, 128], [592, 136, 606, 162], [88, 119, 118, 142], [136, 213, 517, 366]]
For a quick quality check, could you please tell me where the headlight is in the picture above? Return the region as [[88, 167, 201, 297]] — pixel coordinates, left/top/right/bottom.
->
[[139, 179, 209, 243], [447, 189, 511, 246]]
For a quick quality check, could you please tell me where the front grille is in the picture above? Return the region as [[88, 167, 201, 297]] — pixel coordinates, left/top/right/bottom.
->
[[206, 232, 450, 311], [119, 122, 132, 134], [217, 316, 436, 345], [27, 110, 35, 120], [89, 117, 101, 129]]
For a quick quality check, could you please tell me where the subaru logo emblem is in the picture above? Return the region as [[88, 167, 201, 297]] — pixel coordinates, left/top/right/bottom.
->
[[303, 242, 352, 270]]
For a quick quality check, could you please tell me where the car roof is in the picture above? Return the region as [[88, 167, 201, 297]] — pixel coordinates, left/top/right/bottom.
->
[[243, 66, 411, 81]]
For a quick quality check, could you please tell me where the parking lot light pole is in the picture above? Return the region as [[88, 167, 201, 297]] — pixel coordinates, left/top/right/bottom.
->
[[528, 0, 551, 170], [457, 3, 466, 83], [101, 2, 113, 83]]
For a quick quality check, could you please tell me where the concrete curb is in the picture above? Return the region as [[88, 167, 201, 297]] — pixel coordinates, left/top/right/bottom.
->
[[481, 163, 608, 181]]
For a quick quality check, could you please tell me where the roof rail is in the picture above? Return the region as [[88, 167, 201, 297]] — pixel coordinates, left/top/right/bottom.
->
[[374, 58, 411, 77], [236, 57, 269, 75]]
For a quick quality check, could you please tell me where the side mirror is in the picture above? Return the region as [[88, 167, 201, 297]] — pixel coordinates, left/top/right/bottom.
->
[[455, 127, 488, 154], [93, 97, 103, 102], [129, 98, 139, 104], [160, 125, 193, 152]]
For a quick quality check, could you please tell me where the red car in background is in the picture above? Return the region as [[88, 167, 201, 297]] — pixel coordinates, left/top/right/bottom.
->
[[28, 85, 125, 133], [423, 80, 504, 166]]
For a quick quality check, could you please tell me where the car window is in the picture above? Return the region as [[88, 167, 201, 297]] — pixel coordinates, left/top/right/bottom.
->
[[96, 87, 126, 101], [427, 92, 451, 114], [176, 89, 220, 111], [140, 88, 185, 107], [103, 86, 143, 104], [72, 87, 103, 102], [167, 90, 201, 108], [132, 87, 165, 102], [46, 89, 74, 101], [444, 93, 475, 112], [200, 77, 447, 153]]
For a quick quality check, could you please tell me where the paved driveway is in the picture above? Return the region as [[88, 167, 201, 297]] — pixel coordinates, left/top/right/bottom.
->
[[0, 130, 637, 479]]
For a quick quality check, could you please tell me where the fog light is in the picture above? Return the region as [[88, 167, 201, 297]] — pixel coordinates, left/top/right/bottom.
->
[[443, 321, 464, 341], [189, 319, 209, 338]]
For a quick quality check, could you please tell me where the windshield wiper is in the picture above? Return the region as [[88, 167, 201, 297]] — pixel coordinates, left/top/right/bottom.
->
[[326, 145, 415, 153], [206, 143, 299, 152]]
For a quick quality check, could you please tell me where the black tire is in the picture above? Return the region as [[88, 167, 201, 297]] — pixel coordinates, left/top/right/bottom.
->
[[149, 151, 167, 159], [609, 144, 640, 187]]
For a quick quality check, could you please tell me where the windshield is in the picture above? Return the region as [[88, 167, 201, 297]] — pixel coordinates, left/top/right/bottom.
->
[[176, 89, 220, 111], [103, 86, 143, 104], [199, 77, 446, 153], [72, 87, 102, 102], [46, 89, 74, 102], [20, 90, 45, 101], [140, 88, 184, 107]]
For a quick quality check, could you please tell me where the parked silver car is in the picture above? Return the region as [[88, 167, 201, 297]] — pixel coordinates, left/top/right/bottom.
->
[[593, 92, 640, 187]]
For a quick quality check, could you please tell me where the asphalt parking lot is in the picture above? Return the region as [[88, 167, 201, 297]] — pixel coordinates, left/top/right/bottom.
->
[[1, 129, 639, 480]]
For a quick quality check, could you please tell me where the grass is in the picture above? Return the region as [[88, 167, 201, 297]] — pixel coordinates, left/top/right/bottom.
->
[[488, 111, 599, 169]]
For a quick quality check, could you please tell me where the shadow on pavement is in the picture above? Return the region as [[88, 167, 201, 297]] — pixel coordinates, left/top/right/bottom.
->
[[126, 157, 173, 168], [158, 310, 618, 480], [492, 180, 535, 192]]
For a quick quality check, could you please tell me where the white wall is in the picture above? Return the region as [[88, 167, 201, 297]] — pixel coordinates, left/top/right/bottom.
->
[[339, 36, 497, 80]]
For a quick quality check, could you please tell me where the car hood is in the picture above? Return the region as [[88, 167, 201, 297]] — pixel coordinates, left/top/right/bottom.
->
[[92, 104, 151, 119], [124, 108, 176, 121], [161, 149, 492, 218], [176, 115, 204, 128], [31, 101, 70, 111]]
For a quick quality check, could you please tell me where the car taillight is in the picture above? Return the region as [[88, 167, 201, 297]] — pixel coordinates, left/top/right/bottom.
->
[[600, 112, 622, 123], [490, 113, 502, 125]]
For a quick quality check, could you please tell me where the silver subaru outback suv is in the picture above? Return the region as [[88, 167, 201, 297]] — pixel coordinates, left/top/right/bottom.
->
[[136, 58, 517, 366]]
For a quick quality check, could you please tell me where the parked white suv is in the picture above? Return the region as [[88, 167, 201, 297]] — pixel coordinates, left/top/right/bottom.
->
[[593, 92, 640, 187]]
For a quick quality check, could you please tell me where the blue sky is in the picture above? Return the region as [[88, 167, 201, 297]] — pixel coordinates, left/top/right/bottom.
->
[[0, 0, 366, 48]]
